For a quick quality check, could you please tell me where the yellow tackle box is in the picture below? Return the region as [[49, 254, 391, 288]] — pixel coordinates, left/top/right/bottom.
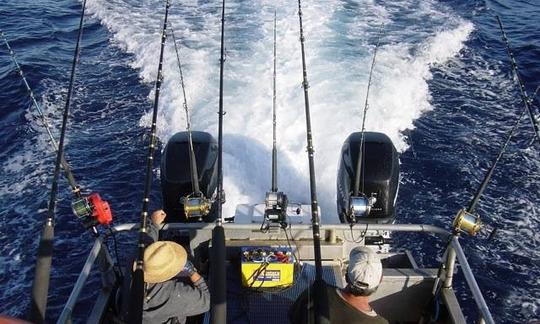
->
[[240, 246, 295, 288]]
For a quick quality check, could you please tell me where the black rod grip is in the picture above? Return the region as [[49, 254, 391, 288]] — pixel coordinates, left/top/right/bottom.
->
[[210, 225, 227, 324], [29, 221, 53, 324]]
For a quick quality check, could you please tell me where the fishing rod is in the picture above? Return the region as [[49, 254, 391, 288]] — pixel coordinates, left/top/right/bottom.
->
[[1, 31, 112, 232], [263, 10, 288, 229], [296, 1, 328, 323], [455, 100, 529, 234], [28, 0, 90, 322], [129, 0, 170, 323], [1, 31, 79, 193], [272, 11, 278, 194], [349, 25, 383, 221], [496, 15, 540, 144], [169, 22, 212, 220], [210, 0, 227, 322], [423, 91, 529, 324], [169, 24, 200, 194]]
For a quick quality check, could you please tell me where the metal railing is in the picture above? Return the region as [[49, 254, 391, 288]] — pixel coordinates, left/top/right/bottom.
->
[[56, 222, 495, 324]]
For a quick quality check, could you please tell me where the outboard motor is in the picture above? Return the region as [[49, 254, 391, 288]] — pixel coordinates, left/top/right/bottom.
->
[[161, 131, 218, 222], [337, 132, 399, 223]]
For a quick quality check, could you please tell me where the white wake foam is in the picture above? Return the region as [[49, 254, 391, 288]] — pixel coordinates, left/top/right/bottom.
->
[[85, 0, 473, 219]]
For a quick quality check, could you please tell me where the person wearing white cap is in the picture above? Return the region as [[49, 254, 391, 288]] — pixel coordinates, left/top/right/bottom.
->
[[120, 210, 210, 324], [289, 246, 388, 323]]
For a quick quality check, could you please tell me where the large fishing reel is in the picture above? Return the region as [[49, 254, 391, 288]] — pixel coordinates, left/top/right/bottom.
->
[[71, 193, 113, 229], [453, 209, 482, 236], [263, 191, 288, 227], [347, 194, 377, 221], [182, 193, 212, 220]]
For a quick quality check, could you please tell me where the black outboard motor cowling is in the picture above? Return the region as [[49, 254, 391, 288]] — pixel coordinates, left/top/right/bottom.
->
[[337, 132, 399, 223], [161, 131, 218, 222]]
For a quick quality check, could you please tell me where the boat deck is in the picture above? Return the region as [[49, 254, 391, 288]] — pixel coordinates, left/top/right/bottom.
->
[[56, 221, 493, 324]]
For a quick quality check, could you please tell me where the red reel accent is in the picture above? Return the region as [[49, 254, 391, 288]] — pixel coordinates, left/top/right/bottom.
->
[[88, 193, 113, 225]]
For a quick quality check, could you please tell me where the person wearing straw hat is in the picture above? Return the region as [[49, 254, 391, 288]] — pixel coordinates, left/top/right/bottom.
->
[[141, 210, 210, 324], [289, 246, 388, 324]]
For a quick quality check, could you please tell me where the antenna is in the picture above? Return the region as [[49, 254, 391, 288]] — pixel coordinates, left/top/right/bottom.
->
[[263, 10, 288, 230], [348, 25, 383, 221]]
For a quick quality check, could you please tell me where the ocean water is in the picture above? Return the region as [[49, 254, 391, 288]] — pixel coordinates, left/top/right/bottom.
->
[[0, 0, 539, 322]]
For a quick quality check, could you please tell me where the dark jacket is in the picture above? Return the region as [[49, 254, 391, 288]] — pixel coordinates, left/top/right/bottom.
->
[[122, 222, 210, 324], [142, 276, 210, 324], [289, 282, 388, 324]]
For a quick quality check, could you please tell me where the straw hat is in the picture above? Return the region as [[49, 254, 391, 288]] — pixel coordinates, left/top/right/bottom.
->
[[141, 241, 188, 283]]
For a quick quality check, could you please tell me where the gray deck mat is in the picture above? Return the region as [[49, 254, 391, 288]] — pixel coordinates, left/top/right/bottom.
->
[[226, 262, 341, 324]]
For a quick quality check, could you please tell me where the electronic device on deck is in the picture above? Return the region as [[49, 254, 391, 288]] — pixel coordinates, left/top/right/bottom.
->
[[241, 246, 295, 288]]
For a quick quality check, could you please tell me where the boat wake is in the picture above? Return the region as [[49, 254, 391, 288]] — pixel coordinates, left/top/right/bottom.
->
[[85, 0, 473, 218]]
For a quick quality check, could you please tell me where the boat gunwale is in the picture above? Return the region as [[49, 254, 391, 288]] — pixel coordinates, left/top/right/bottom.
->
[[57, 223, 496, 324]]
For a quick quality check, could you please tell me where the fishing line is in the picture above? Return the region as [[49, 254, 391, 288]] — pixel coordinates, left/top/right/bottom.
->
[[406, 129, 418, 159], [169, 21, 201, 195], [0, 31, 80, 193], [353, 24, 384, 196], [107, 227, 124, 279], [466, 99, 528, 214], [283, 223, 300, 264], [496, 15, 540, 144], [346, 223, 368, 244]]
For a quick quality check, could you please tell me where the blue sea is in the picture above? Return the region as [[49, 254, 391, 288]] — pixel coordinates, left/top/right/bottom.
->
[[0, 0, 539, 322]]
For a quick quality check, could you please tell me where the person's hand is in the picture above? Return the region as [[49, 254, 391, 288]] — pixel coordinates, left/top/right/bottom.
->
[[151, 209, 166, 225], [182, 260, 197, 276]]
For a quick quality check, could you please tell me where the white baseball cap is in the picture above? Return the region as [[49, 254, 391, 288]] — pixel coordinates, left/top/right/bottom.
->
[[347, 246, 383, 290]]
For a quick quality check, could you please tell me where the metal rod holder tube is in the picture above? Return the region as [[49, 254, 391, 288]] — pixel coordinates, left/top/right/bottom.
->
[[443, 245, 457, 288], [57, 238, 103, 324], [451, 237, 495, 324]]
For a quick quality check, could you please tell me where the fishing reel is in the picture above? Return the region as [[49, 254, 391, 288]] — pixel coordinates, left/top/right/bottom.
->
[[263, 191, 288, 226], [347, 194, 377, 221], [182, 193, 211, 220], [453, 209, 482, 236], [71, 193, 113, 229]]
